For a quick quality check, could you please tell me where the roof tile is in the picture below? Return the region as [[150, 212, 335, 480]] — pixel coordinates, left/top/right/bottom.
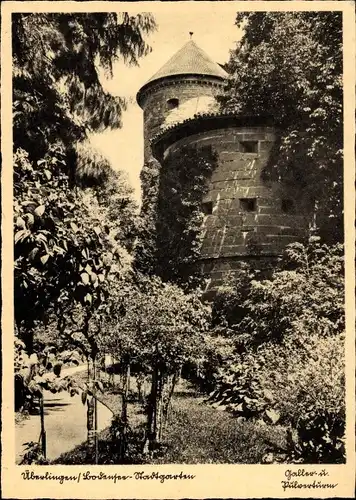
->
[[144, 40, 228, 86]]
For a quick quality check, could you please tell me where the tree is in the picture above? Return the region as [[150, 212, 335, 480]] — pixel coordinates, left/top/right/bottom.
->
[[220, 12, 343, 242], [14, 146, 122, 350], [13, 13, 156, 461], [13, 12, 156, 181], [99, 274, 211, 454], [14, 144, 136, 457]]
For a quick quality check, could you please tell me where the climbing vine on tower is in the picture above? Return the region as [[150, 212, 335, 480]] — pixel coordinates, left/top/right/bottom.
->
[[136, 145, 218, 289]]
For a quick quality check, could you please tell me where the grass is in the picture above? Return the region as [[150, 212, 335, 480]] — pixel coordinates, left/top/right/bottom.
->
[[151, 391, 286, 464], [53, 379, 287, 465], [15, 410, 30, 425]]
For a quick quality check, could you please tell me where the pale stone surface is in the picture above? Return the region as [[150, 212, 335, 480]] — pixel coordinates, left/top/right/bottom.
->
[[15, 365, 113, 463]]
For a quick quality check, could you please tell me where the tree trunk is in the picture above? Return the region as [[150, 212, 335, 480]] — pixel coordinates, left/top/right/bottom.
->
[[87, 396, 95, 450], [156, 371, 166, 442], [39, 393, 46, 459], [87, 355, 97, 459], [121, 362, 130, 422], [144, 362, 159, 454], [137, 373, 145, 403], [161, 370, 178, 436], [94, 359, 99, 464], [116, 362, 130, 461]]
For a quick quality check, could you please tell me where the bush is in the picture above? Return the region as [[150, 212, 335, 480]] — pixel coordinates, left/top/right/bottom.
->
[[205, 354, 267, 419], [208, 241, 345, 463], [185, 334, 236, 393], [240, 241, 344, 346], [207, 332, 345, 463], [255, 333, 345, 463]]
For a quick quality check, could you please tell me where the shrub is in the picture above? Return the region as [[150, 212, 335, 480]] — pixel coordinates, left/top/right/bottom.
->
[[240, 241, 344, 346], [206, 332, 345, 463], [186, 334, 236, 393], [19, 441, 49, 465], [255, 332, 345, 463], [205, 353, 267, 419]]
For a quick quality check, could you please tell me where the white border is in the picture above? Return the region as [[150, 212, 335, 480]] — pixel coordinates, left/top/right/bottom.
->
[[2, 2, 355, 498]]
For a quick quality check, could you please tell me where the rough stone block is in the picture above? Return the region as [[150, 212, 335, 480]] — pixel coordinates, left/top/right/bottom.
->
[[225, 215, 243, 226], [233, 171, 253, 180], [242, 133, 267, 141], [258, 206, 278, 215], [259, 141, 274, 152], [220, 142, 240, 153], [219, 151, 239, 161], [256, 225, 282, 234]]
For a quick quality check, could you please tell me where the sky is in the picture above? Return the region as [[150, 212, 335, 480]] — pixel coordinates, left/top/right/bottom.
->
[[90, 6, 243, 202]]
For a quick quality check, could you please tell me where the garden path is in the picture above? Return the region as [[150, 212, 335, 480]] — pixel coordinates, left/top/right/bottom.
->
[[15, 364, 113, 463]]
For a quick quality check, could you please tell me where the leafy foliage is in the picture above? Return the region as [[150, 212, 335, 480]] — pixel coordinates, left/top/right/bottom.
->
[[13, 12, 152, 350], [14, 146, 124, 351], [14, 336, 80, 414], [220, 12, 343, 241], [185, 334, 236, 393], [206, 354, 268, 419], [210, 239, 344, 348], [18, 441, 49, 465], [206, 332, 345, 464], [240, 240, 344, 346], [101, 273, 211, 373], [256, 333, 345, 463], [97, 273, 212, 451], [13, 13, 156, 170], [200, 239, 345, 463], [134, 160, 161, 276], [136, 146, 218, 289]]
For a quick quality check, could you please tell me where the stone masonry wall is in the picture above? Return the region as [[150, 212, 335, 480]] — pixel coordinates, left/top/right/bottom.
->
[[139, 77, 225, 161], [164, 126, 310, 289]]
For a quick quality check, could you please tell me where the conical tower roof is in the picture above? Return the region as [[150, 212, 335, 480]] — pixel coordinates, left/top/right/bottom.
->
[[143, 40, 228, 88]]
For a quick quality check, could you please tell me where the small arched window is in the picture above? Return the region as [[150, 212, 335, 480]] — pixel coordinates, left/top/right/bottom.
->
[[167, 98, 179, 110]]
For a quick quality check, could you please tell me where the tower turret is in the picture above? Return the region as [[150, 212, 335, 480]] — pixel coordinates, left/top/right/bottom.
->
[[137, 39, 228, 161]]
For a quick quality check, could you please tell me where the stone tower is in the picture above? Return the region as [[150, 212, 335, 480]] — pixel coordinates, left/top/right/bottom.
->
[[137, 40, 228, 162], [137, 40, 309, 291]]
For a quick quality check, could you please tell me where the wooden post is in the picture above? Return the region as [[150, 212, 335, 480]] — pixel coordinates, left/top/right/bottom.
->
[[87, 356, 96, 455], [40, 394, 46, 459], [127, 363, 131, 392], [94, 359, 99, 465], [145, 363, 158, 453]]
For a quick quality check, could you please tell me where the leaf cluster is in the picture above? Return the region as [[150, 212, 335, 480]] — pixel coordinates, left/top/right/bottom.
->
[[136, 146, 218, 289], [13, 147, 125, 350], [99, 274, 212, 373]]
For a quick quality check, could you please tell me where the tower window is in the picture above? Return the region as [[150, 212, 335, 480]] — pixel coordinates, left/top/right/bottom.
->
[[240, 198, 257, 212], [167, 98, 179, 110], [240, 141, 258, 153], [281, 199, 295, 213], [202, 201, 214, 215]]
